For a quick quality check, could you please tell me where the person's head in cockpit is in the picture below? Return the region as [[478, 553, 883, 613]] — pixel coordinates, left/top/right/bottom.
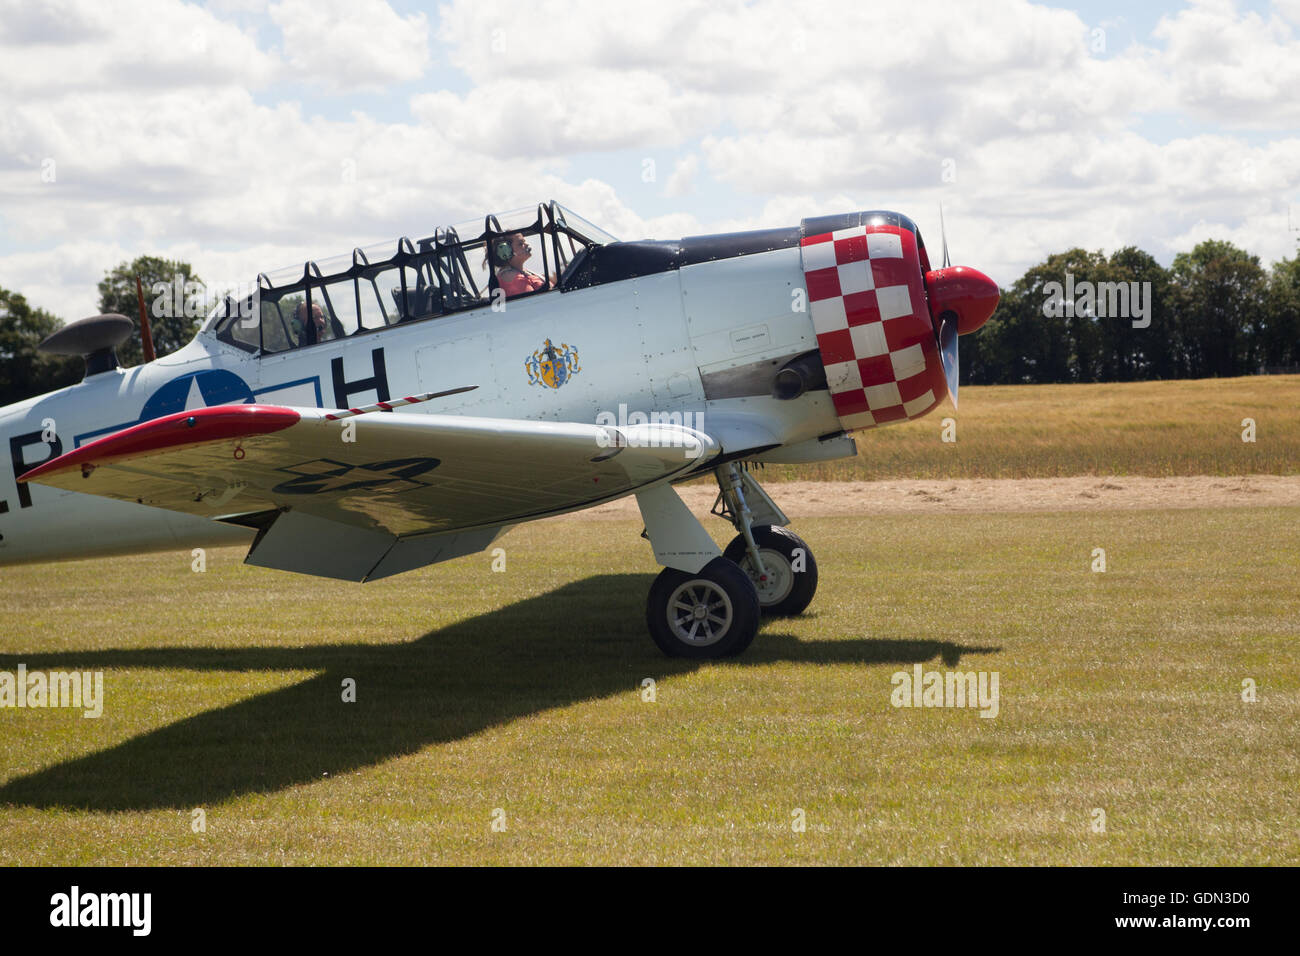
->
[[491, 232, 550, 298], [293, 301, 332, 345]]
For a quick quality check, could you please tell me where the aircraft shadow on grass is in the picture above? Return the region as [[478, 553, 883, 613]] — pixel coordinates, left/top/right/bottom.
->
[[0, 574, 998, 812]]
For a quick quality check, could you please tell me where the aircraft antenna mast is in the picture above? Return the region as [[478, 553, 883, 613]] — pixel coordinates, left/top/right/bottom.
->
[[135, 274, 156, 363]]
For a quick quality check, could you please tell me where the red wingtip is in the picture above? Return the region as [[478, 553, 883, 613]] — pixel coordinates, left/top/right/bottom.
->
[[19, 404, 300, 483]]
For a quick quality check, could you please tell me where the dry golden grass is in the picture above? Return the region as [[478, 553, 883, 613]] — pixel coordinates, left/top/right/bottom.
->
[[765, 375, 1300, 480]]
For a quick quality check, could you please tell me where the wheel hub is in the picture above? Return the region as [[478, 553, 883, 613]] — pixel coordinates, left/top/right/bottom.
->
[[667, 580, 734, 646], [741, 549, 793, 605]]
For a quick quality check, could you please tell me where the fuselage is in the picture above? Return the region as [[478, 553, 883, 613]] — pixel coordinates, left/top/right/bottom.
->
[[0, 236, 842, 565]]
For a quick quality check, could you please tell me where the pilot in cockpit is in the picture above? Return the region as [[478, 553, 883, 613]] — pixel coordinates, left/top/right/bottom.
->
[[489, 232, 554, 298]]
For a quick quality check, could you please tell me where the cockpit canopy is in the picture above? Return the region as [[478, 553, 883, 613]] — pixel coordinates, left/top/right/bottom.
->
[[204, 201, 617, 354]]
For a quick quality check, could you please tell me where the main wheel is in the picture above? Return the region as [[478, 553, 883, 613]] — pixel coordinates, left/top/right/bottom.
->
[[646, 557, 761, 659], [722, 526, 818, 617]]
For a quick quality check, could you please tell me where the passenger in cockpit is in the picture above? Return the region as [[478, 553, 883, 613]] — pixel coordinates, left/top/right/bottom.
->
[[292, 301, 336, 346], [490, 232, 553, 298]]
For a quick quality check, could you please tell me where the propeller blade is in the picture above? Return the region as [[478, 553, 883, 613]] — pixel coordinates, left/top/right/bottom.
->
[[938, 309, 959, 410], [939, 204, 951, 269]]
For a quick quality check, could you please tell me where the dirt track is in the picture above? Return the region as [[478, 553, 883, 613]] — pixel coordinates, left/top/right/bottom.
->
[[556, 475, 1300, 520]]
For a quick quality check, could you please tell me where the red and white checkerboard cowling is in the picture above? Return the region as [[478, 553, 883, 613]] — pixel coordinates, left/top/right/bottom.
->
[[800, 224, 946, 432]]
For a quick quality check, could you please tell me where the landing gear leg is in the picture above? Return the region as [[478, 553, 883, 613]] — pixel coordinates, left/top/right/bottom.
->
[[714, 463, 819, 617]]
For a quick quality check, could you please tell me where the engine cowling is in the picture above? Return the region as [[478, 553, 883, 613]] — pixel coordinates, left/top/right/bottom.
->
[[799, 215, 947, 432]]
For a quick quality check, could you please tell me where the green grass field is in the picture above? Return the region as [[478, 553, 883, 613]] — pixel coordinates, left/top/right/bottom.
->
[[764, 374, 1300, 480], [2, 504, 1297, 865]]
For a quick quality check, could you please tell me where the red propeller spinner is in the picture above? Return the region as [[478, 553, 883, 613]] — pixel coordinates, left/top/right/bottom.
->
[[925, 266, 1001, 337]]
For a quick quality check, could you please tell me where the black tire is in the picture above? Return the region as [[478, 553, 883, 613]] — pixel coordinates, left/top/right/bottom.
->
[[646, 557, 761, 659], [722, 525, 818, 617]]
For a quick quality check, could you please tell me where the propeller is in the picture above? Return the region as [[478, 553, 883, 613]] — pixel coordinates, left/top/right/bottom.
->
[[923, 208, 1000, 413], [937, 307, 960, 409], [939, 203, 951, 269]]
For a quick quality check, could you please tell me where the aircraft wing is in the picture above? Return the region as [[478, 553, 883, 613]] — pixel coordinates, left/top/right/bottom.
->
[[20, 402, 717, 581]]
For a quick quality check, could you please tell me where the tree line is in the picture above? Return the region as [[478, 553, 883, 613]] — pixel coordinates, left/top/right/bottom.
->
[[2, 240, 1299, 407], [963, 240, 1300, 384]]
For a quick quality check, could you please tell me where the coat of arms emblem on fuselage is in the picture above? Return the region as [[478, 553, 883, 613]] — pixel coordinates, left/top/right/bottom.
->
[[525, 338, 581, 389]]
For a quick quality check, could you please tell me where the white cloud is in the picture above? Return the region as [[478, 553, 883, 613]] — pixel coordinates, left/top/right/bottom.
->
[[1275, 0, 1300, 23], [1152, 0, 1300, 127], [0, 0, 276, 95], [2, 0, 1300, 327], [0, 239, 134, 320], [411, 71, 715, 158], [269, 0, 430, 91], [662, 154, 699, 199]]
